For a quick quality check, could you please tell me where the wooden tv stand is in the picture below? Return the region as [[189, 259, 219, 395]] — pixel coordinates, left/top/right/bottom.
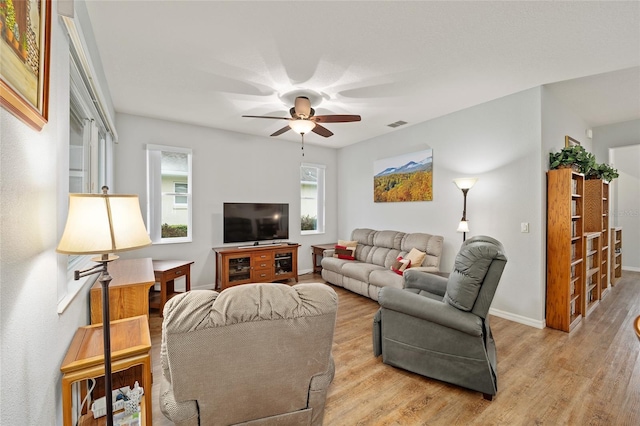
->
[[213, 244, 300, 290]]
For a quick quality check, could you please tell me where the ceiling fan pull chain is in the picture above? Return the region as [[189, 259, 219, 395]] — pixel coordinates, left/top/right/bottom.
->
[[301, 133, 305, 157]]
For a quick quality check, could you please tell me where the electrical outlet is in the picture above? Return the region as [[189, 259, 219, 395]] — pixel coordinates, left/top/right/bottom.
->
[[521, 222, 529, 233]]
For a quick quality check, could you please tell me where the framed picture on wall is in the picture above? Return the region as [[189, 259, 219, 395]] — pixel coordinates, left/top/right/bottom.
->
[[0, 0, 51, 131], [373, 149, 433, 202], [565, 136, 581, 147]]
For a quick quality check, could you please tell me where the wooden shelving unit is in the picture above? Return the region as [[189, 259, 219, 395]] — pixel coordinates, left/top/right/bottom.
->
[[546, 168, 585, 332], [583, 232, 601, 316], [584, 179, 610, 297], [611, 227, 622, 285]]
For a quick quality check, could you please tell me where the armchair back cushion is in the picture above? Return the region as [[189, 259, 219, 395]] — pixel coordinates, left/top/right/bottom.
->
[[444, 236, 507, 313], [161, 283, 338, 426]]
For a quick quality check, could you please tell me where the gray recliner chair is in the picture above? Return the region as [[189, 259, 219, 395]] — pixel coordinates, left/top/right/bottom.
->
[[373, 235, 507, 400], [160, 283, 338, 425]]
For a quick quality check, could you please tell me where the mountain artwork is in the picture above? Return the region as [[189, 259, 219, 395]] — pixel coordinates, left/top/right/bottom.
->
[[374, 149, 433, 202]]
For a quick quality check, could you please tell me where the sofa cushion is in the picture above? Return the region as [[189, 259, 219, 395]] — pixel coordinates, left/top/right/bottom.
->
[[373, 230, 404, 250], [321, 256, 353, 274], [341, 262, 386, 283], [369, 269, 405, 290], [366, 246, 403, 268]]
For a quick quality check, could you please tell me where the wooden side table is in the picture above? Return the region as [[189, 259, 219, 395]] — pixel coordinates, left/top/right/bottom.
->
[[90, 258, 155, 324], [150, 259, 194, 316], [311, 243, 336, 273], [60, 316, 152, 426]]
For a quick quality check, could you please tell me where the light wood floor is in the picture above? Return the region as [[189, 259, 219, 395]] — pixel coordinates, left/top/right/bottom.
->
[[150, 272, 640, 425]]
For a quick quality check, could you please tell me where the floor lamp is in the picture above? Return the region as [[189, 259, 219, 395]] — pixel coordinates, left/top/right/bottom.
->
[[453, 178, 478, 242], [57, 186, 151, 425]]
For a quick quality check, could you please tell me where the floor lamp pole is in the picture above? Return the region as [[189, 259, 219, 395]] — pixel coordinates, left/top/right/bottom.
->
[[461, 188, 469, 242], [99, 258, 114, 426]]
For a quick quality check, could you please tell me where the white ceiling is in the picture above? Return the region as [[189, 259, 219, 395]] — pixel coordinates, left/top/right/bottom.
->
[[85, 1, 640, 149]]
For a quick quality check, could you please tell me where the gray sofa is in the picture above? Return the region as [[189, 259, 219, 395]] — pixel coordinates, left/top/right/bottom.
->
[[321, 228, 444, 301]]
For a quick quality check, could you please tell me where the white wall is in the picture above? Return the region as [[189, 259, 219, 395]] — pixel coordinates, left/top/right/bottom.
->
[[0, 2, 109, 424], [593, 120, 640, 271], [610, 145, 640, 270], [113, 114, 339, 287], [337, 88, 546, 326], [592, 119, 640, 162]]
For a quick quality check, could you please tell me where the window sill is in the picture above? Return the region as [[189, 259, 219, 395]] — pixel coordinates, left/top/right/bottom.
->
[[301, 230, 325, 236], [155, 237, 192, 245]]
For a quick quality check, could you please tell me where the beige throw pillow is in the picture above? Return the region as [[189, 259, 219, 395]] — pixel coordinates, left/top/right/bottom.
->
[[405, 248, 427, 267]]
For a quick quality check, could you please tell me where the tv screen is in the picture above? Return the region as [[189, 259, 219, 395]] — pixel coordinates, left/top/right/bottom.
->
[[223, 203, 289, 244]]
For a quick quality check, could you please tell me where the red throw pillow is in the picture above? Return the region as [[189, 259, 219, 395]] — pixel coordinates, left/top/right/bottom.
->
[[390, 256, 411, 275], [334, 244, 356, 260]]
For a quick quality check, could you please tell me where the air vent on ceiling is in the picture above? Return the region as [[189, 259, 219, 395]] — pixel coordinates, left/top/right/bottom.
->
[[387, 120, 408, 128]]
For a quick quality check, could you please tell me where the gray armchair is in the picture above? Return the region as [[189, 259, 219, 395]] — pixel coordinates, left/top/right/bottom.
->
[[373, 235, 507, 400], [160, 283, 338, 425]]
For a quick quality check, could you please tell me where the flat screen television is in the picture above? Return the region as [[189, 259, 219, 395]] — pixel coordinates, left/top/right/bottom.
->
[[223, 202, 289, 244]]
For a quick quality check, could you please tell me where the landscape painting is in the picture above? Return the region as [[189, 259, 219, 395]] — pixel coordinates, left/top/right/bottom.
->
[[374, 149, 433, 202]]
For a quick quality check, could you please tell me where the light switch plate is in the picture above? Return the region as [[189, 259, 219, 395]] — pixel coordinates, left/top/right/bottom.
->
[[521, 222, 529, 233]]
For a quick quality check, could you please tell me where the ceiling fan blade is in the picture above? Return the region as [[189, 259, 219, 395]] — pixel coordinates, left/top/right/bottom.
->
[[270, 126, 291, 137], [242, 115, 290, 120], [294, 97, 312, 117], [313, 114, 362, 123], [312, 124, 334, 138]]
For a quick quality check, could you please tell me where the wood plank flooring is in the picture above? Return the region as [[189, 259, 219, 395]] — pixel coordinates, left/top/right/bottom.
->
[[149, 272, 640, 425]]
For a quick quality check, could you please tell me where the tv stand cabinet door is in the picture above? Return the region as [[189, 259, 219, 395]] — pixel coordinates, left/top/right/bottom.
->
[[274, 247, 299, 282], [218, 252, 252, 290]]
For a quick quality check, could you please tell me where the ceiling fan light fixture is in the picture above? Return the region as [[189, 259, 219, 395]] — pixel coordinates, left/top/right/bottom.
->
[[289, 119, 316, 135]]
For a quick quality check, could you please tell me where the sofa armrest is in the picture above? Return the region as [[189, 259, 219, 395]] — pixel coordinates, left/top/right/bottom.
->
[[403, 269, 448, 297], [323, 249, 335, 258], [378, 287, 482, 336]]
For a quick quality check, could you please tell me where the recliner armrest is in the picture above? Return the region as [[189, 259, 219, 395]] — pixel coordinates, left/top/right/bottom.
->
[[159, 370, 199, 426], [403, 269, 447, 297], [378, 287, 482, 336]]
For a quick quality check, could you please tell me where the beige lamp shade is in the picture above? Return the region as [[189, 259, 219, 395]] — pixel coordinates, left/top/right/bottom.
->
[[457, 220, 470, 233], [453, 178, 478, 190], [56, 193, 151, 255], [289, 119, 316, 134]]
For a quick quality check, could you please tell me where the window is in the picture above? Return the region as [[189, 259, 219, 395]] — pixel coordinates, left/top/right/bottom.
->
[[58, 16, 117, 313], [174, 182, 188, 207], [301, 163, 325, 234], [147, 145, 193, 243]]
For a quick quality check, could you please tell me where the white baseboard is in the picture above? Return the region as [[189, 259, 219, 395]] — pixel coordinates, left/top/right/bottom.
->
[[298, 268, 314, 276], [489, 307, 545, 329], [622, 266, 640, 272]]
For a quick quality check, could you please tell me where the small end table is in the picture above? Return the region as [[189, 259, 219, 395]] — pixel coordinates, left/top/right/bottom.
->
[[150, 259, 194, 316], [60, 315, 152, 426], [311, 243, 337, 273]]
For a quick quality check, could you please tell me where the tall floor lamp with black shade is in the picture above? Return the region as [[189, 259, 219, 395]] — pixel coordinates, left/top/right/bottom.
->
[[453, 178, 478, 242], [57, 186, 151, 425]]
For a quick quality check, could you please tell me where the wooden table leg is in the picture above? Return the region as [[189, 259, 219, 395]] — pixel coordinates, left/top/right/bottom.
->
[[62, 377, 73, 426]]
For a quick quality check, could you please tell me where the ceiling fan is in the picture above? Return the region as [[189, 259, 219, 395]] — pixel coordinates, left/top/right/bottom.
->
[[242, 96, 361, 138]]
